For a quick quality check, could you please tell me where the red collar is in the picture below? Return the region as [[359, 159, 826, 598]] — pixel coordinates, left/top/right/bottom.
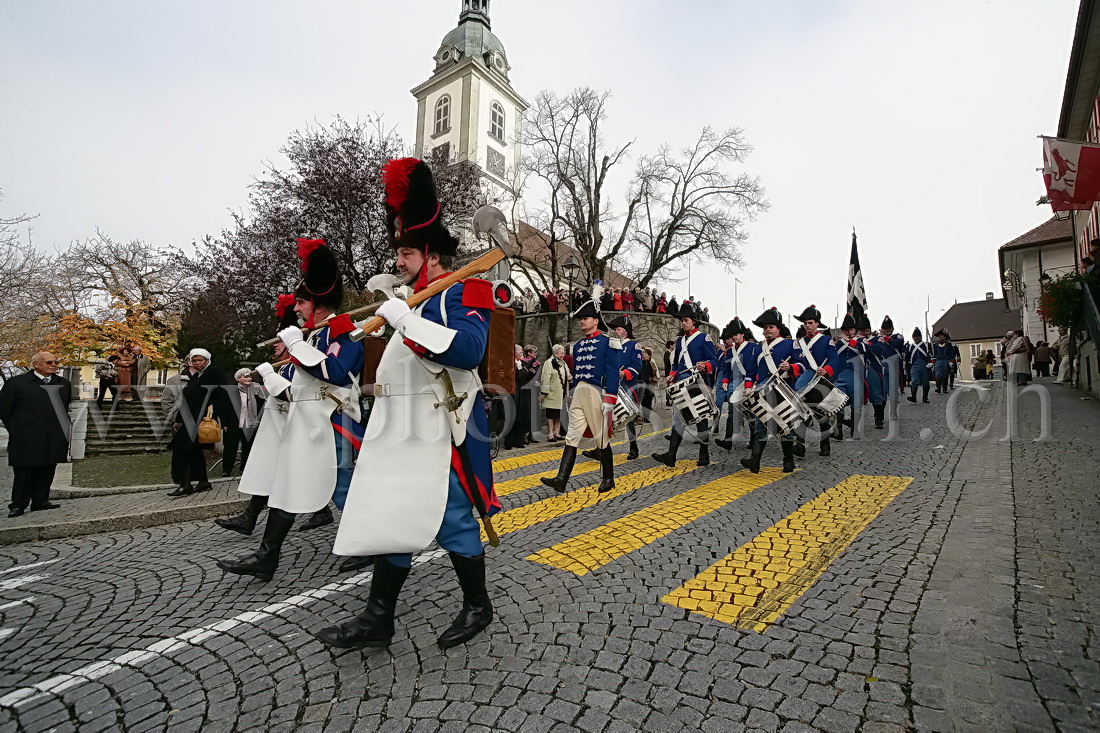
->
[[413, 270, 452, 294]]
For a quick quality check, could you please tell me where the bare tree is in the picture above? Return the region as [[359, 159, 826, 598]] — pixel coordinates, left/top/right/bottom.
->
[[522, 90, 767, 291], [523, 88, 640, 285], [630, 127, 767, 288]]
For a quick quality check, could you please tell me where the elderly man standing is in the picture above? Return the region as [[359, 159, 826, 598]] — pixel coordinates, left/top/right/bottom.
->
[[0, 352, 71, 517], [222, 368, 265, 478], [166, 348, 232, 497], [131, 344, 152, 397]]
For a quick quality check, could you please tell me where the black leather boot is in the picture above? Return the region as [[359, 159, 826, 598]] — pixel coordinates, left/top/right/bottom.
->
[[214, 495, 268, 535], [819, 436, 831, 457], [922, 385, 930, 403], [873, 404, 885, 429], [740, 437, 765, 474], [315, 557, 410, 649], [437, 553, 493, 649], [339, 555, 375, 573], [831, 419, 844, 441], [907, 387, 917, 403], [793, 440, 806, 458], [167, 482, 195, 498], [541, 446, 577, 493], [781, 441, 796, 473], [626, 441, 639, 460], [582, 448, 601, 461], [297, 504, 334, 532], [652, 430, 682, 467], [217, 511, 295, 582], [597, 446, 616, 493]]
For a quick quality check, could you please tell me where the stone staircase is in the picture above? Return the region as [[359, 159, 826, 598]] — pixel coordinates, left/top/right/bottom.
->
[[83, 398, 171, 456]]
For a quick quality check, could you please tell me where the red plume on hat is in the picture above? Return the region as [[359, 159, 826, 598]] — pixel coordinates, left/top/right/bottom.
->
[[275, 293, 299, 330], [381, 157, 459, 292]]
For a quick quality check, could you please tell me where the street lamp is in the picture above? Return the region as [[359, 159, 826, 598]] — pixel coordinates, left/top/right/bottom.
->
[[562, 254, 581, 342], [1003, 268, 1027, 334]]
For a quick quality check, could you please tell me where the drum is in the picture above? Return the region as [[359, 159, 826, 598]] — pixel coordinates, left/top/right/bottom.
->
[[612, 385, 641, 426], [668, 374, 718, 426], [739, 375, 813, 437], [798, 376, 849, 422]]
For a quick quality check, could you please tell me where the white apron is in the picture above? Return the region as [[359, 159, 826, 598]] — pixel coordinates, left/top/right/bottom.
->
[[237, 368, 345, 514], [334, 299, 480, 557]]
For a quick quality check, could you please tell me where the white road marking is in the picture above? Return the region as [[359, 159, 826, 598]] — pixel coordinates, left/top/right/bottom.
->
[[0, 549, 447, 710], [0, 575, 49, 592], [0, 598, 34, 612], [0, 560, 59, 575]]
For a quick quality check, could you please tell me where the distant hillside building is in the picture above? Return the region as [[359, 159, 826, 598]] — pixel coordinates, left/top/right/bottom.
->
[[932, 295, 1022, 377]]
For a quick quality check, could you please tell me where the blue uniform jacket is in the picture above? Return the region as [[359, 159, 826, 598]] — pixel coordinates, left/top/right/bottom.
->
[[744, 337, 800, 388], [834, 337, 865, 376], [671, 330, 718, 386], [862, 336, 886, 377], [297, 325, 366, 443], [572, 331, 621, 397], [715, 347, 735, 386], [793, 333, 841, 379], [403, 278, 499, 515], [906, 341, 933, 370], [617, 338, 644, 397], [929, 342, 956, 367]]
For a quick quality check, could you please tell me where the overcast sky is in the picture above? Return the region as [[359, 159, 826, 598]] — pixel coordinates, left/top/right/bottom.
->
[[0, 0, 1081, 337]]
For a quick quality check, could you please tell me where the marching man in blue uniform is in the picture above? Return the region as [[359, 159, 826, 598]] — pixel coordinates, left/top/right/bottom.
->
[[319, 158, 499, 651], [856, 314, 888, 429], [930, 329, 956, 394], [218, 239, 366, 582], [741, 308, 802, 473], [543, 288, 620, 493], [791, 305, 840, 457], [875, 316, 906, 420], [714, 317, 759, 452], [652, 301, 718, 468], [906, 327, 933, 403], [830, 313, 865, 440], [609, 315, 643, 460]]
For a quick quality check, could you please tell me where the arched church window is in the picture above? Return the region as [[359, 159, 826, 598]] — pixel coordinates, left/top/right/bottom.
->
[[434, 95, 451, 135], [490, 102, 505, 142]]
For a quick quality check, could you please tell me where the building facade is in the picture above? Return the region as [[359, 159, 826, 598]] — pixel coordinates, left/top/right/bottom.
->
[[412, 0, 528, 201], [998, 216, 1076, 344]]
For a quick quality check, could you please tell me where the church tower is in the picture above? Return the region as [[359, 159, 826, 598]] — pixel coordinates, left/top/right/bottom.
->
[[412, 0, 528, 198]]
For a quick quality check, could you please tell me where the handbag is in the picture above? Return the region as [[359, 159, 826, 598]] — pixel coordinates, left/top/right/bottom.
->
[[197, 406, 222, 444]]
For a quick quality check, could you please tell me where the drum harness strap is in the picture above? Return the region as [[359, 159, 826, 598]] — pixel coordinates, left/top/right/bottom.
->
[[798, 334, 823, 373], [677, 331, 700, 375]]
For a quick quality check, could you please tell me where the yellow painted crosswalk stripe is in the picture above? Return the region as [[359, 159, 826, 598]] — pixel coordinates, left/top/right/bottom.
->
[[482, 459, 702, 541], [527, 468, 789, 576], [496, 454, 631, 497], [662, 474, 912, 632], [491, 428, 670, 473]]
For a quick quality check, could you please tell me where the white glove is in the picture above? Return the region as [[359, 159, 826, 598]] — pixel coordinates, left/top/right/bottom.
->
[[278, 326, 304, 348], [256, 363, 274, 378], [376, 299, 411, 327]]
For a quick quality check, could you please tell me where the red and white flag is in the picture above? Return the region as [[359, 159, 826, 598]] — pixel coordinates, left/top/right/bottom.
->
[[1042, 136, 1100, 211]]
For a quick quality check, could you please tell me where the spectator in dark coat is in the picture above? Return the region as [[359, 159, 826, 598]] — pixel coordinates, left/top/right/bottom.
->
[[166, 348, 234, 497], [0, 352, 71, 517], [668, 296, 679, 316]]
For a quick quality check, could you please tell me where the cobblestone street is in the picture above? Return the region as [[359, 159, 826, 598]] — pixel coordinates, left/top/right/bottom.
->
[[0, 380, 1096, 732]]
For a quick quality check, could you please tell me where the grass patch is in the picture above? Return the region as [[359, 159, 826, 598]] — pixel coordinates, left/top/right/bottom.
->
[[72, 451, 221, 487]]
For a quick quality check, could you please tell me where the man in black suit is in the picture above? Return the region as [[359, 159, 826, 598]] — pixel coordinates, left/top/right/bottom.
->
[[0, 352, 71, 518], [166, 348, 234, 497]]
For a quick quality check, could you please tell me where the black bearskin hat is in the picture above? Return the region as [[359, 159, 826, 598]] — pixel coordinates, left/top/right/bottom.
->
[[382, 158, 459, 257], [753, 307, 783, 329], [796, 304, 822, 323], [720, 322, 737, 340], [881, 315, 895, 330], [294, 239, 343, 311], [912, 327, 922, 340], [840, 313, 857, 330], [856, 314, 872, 332]]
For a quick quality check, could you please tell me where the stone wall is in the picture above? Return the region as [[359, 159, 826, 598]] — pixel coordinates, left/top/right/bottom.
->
[[513, 312, 720, 362]]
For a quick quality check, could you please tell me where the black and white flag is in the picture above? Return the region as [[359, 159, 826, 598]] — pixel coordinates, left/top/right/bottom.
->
[[846, 229, 868, 321]]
